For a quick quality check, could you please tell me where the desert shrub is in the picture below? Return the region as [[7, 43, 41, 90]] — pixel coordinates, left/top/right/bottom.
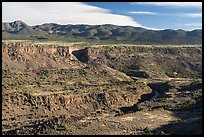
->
[[16, 123, 21, 128], [64, 124, 69, 131], [160, 131, 165, 135], [54, 124, 58, 130], [57, 120, 61, 126], [172, 72, 178, 78], [144, 127, 152, 135]]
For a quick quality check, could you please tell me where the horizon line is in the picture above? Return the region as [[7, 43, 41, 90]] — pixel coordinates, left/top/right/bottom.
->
[[2, 20, 202, 31]]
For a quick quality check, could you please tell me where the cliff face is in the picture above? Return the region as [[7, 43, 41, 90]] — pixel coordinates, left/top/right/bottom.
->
[[2, 42, 78, 70], [2, 86, 151, 121], [3, 41, 202, 79]]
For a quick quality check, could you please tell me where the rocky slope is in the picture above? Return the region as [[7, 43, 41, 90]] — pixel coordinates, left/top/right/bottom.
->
[[2, 41, 152, 132], [87, 45, 202, 79]]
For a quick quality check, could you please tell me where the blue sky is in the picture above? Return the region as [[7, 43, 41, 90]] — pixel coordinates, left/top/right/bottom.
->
[[3, 2, 202, 30], [86, 2, 202, 30]]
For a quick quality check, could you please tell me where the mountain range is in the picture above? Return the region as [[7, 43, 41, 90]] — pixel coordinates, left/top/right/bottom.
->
[[2, 20, 202, 44]]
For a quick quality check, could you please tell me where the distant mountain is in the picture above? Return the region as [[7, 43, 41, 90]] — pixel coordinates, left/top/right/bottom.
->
[[2, 20, 49, 40], [2, 20, 202, 44]]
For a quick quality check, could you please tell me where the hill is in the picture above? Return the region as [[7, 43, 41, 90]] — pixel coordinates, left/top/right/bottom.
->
[[2, 20, 202, 44]]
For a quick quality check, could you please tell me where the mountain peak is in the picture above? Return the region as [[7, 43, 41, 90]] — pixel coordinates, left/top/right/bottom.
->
[[2, 20, 29, 32], [10, 20, 28, 27]]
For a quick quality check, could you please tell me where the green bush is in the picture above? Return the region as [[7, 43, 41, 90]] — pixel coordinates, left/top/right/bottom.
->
[[160, 131, 165, 135], [54, 124, 58, 130], [144, 127, 152, 135]]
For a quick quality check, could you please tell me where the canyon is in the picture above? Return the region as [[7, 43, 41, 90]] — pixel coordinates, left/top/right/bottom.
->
[[2, 40, 202, 135]]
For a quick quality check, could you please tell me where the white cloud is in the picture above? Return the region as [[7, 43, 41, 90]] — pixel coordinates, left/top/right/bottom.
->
[[2, 2, 142, 27], [127, 11, 158, 15], [127, 11, 202, 18], [49, 10, 61, 13], [181, 13, 202, 18], [166, 13, 202, 18], [183, 23, 202, 27], [131, 2, 202, 8]]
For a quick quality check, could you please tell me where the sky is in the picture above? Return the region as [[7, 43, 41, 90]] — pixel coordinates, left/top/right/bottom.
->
[[2, 2, 202, 30]]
